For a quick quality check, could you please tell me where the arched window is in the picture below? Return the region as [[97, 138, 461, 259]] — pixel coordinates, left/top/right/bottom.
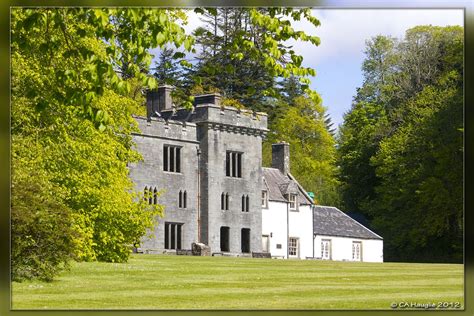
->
[[183, 191, 187, 209], [179, 191, 183, 208], [153, 187, 157, 205], [144, 186, 148, 202], [225, 193, 229, 210], [221, 193, 225, 210], [241, 195, 245, 212]]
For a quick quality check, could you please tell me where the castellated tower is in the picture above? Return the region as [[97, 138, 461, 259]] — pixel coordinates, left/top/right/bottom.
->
[[128, 86, 268, 255]]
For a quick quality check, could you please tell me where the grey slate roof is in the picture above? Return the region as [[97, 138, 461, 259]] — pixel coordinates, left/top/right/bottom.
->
[[313, 206, 383, 240], [262, 167, 313, 204]]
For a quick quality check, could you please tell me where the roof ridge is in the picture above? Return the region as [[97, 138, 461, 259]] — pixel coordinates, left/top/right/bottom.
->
[[287, 172, 314, 204]]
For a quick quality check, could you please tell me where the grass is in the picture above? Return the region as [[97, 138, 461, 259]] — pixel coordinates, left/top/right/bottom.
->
[[11, 254, 464, 310]]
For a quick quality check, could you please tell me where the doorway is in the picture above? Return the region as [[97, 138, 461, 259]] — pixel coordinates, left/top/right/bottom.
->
[[262, 235, 270, 253], [241, 228, 250, 253], [220, 226, 230, 252], [321, 239, 331, 260]]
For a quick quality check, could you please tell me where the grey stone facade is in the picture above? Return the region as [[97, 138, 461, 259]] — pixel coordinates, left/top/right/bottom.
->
[[128, 86, 268, 254]]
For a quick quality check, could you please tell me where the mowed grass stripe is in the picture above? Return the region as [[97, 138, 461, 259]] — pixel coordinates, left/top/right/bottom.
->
[[12, 254, 464, 309]]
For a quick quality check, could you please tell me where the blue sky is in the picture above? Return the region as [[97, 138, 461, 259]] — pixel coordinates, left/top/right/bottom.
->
[[300, 9, 464, 129], [151, 8, 463, 130]]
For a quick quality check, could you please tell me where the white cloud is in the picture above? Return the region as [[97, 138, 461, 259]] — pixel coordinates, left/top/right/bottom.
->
[[301, 9, 464, 65]]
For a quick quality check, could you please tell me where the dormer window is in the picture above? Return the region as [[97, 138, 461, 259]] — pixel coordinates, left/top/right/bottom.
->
[[289, 194, 297, 210]]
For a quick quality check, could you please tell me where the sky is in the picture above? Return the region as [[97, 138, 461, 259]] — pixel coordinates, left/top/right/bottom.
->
[[151, 8, 464, 130], [301, 9, 464, 129]]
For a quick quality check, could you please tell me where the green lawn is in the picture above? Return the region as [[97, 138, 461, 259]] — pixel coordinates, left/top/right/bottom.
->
[[11, 254, 464, 310]]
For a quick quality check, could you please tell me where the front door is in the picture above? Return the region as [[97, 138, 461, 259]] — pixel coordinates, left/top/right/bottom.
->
[[262, 235, 270, 253], [321, 239, 331, 260], [352, 241, 362, 261], [289, 237, 299, 258]]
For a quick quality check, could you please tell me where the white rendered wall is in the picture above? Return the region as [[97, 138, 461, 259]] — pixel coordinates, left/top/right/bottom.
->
[[262, 201, 288, 258], [314, 235, 383, 263], [288, 204, 314, 259], [361, 239, 384, 262]]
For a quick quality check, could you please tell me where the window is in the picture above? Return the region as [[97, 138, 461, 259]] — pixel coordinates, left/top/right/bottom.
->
[[289, 237, 299, 257], [241, 195, 249, 212], [221, 193, 229, 210], [220, 226, 230, 252], [241, 228, 251, 253], [178, 190, 187, 208], [144, 186, 158, 205], [289, 194, 297, 210], [144, 186, 149, 203], [163, 145, 181, 173], [164, 222, 183, 250], [352, 241, 362, 261], [226, 151, 242, 178], [321, 239, 331, 260], [261, 191, 268, 208]]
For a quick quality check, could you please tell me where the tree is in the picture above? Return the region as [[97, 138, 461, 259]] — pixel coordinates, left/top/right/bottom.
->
[[369, 33, 463, 262], [11, 140, 77, 282], [337, 101, 387, 214], [337, 25, 463, 262], [152, 47, 184, 86], [265, 96, 340, 206], [190, 7, 321, 111], [278, 75, 304, 106], [11, 8, 194, 126], [10, 8, 182, 280]]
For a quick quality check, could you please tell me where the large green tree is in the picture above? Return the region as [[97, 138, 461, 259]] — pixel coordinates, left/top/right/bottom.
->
[[10, 8, 190, 280], [338, 25, 463, 262], [264, 96, 340, 206], [190, 8, 321, 110]]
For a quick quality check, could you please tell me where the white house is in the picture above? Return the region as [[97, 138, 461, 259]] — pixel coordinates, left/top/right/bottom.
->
[[262, 142, 383, 262], [261, 167, 314, 259], [313, 206, 383, 262]]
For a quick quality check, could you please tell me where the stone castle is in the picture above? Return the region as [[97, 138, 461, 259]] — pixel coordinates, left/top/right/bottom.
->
[[128, 85, 383, 261], [128, 85, 268, 254]]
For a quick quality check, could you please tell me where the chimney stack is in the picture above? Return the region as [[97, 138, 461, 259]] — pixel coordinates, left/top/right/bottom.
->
[[146, 85, 174, 117], [272, 142, 290, 175], [193, 93, 222, 107]]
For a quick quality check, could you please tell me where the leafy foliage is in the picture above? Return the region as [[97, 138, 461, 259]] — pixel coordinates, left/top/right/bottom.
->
[[11, 141, 76, 282], [11, 8, 193, 125], [190, 8, 321, 110], [152, 47, 184, 87], [11, 8, 172, 281], [264, 96, 340, 206], [337, 25, 463, 262]]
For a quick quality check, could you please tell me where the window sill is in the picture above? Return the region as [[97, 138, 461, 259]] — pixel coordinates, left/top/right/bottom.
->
[[163, 171, 183, 175]]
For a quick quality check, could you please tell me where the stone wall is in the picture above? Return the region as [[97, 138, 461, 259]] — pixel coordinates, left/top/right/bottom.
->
[[128, 116, 200, 252], [129, 100, 267, 255]]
